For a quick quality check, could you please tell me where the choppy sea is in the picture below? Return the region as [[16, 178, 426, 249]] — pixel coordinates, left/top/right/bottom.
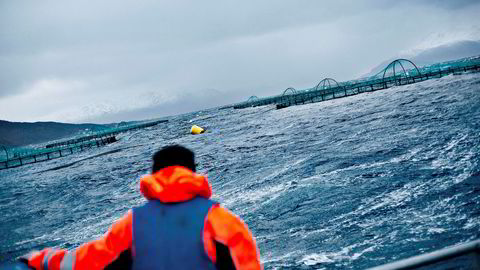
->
[[1, 73, 480, 269]]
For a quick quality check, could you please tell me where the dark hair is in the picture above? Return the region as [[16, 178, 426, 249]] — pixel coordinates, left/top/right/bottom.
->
[[152, 145, 196, 173]]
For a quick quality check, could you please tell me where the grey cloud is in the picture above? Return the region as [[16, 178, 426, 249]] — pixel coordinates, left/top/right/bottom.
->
[[376, 0, 480, 9], [0, 0, 376, 97], [413, 0, 480, 9], [1, 0, 479, 122]]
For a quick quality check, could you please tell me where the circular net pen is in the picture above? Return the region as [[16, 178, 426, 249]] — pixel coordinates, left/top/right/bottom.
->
[[232, 55, 480, 110], [314, 78, 341, 91], [282, 87, 297, 96], [381, 59, 422, 86], [247, 96, 259, 102], [313, 78, 347, 98]]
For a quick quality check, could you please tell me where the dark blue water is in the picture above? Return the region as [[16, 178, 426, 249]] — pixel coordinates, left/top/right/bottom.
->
[[1, 74, 480, 269]]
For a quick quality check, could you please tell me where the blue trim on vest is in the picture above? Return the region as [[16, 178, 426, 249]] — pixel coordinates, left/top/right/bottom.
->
[[132, 197, 217, 270]]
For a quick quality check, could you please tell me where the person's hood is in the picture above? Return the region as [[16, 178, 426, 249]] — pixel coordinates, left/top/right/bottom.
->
[[139, 166, 212, 203]]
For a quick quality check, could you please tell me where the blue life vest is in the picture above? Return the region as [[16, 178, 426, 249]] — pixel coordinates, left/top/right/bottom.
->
[[132, 197, 217, 270]]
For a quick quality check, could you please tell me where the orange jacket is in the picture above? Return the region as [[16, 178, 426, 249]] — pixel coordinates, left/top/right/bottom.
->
[[23, 166, 262, 270]]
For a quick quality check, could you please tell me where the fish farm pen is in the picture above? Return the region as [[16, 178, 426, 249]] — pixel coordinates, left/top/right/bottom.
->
[[0, 119, 168, 170], [233, 56, 480, 109]]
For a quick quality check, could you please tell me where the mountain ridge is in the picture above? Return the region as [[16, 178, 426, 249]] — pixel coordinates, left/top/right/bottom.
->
[[0, 120, 108, 147], [365, 40, 480, 77]]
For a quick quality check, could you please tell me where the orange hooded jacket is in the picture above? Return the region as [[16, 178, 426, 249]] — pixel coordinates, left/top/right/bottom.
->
[[22, 166, 262, 270]]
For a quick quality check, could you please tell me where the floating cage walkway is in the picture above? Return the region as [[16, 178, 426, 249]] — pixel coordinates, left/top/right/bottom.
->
[[233, 56, 480, 110], [45, 119, 168, 149], [0, 119, 168, 170]]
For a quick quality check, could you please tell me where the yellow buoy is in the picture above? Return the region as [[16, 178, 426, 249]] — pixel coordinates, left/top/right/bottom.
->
[[191, 125, 205, 135]]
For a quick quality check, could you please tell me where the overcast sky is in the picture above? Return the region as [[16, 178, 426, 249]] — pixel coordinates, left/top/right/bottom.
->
[[1, 0, 479, 123]]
